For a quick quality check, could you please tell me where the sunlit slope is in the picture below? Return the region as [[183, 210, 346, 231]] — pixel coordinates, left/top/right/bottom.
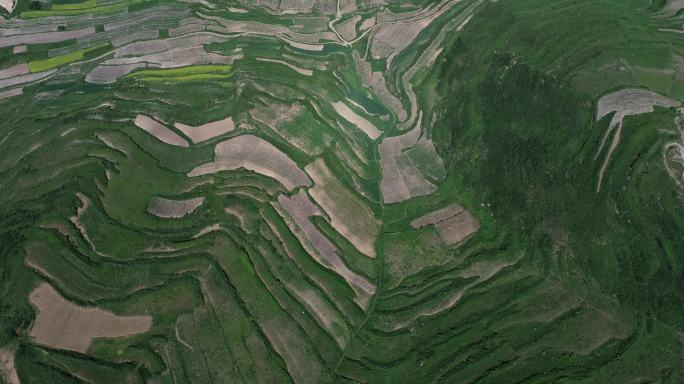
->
[[0, 0, 683, 383]]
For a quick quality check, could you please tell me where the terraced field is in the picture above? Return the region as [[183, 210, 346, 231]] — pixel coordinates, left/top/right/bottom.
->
[[1, 0, 684, 382]]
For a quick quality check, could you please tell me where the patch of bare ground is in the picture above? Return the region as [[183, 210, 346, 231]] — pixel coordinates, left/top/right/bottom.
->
[[134, 114, 189, 147], [657, 0, 684, 16], [147, 196, 205, 218], [411, 203, 479, 246], [70, 192, 108, 258], [291, 288, 350, 348], [595, 88, 680, 191], [0, 70, 57, 93], [0, 347, 19, 384], [664, 114, 684, 188], [194, 223, 222, 238], [188, 135, 311, 190], [0, 64, 28, 80], [0, 88, 23, 100], [0, 27, 94, 49], [277, 190, 376, 296], [0, 0, 15, 13], [174, 117, 235, 143], [305, 158, 379, 258], [665, 142, 684, 187], [332, 101, 382, 140], [369, 0, 462, 66], [336, 15, 361, 41], [379, 116, 446, 203], [29, 283, 152, 353]]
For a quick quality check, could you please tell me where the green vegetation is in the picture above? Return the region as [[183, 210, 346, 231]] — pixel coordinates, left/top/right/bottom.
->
[[124, 65, 234, 83], [136, 73, 233, 83], [28, 43, 110, 72], [51, 0, 97, 11], [1, 0, 684, 383], [20, 0, 147, 18]]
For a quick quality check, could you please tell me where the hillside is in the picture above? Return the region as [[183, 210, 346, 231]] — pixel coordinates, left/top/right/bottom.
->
[[1, 0, 684, 383]]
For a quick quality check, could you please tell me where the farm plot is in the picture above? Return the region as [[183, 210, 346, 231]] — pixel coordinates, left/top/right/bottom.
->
[[29, 283, 152, 353], [0, 64, 28, 80], [664, 114, 684, 187], [379, 120, 446, 203], [665, 141, 684, 187], [189, 135, 311, 190], [305, 158, 379, 258], [255, 58, 313, 76], [120, 63, 233, 84], [352, 51, 407, 121], [174, 116, 234, 143], [0, 88, 22, 100], [278, 190, 376, 296], [28, 43, 109, 72], [658, 0, 684, 16], [0, 27, 95, 48], [0, 348, 19, 384], [368, 0, 460, 65], [87, 45, 239, 83], [335, 15, 361, 41], [0, 0, 15, 13], [595, 88, 680, 191], [332, 101, 382, 140], [411, 203, 480, 246], [19, 0, 145, 18], [147, 197, 205, 218], [0, 70, 56, 91], [134, 114, 190, 147]]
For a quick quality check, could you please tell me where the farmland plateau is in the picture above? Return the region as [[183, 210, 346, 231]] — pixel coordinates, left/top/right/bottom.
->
[[2, 0, 684, 382]]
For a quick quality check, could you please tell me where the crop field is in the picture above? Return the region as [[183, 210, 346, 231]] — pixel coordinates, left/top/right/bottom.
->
[[2, 0, 684, 383]]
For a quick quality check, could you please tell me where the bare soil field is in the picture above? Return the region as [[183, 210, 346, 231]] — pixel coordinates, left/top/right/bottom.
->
[[278, 190, 376, 295], [411, 203, 479, 246], [0, 27, 95, 49], [0, 70, 57, 91], [658, 0, 684, 16], [305, 158, 379, 258], [0, 64, 28, 80], [0, 0, 15, 13], [292, 288, 349, 348], [189, 135, 311, 190], [595, 88, 680, 191], [332, 101, 382, 139], [379, 121, 444, 203], [29, 283, 152, 353], [134, 114, 190, 147], [0, 88, 23, 100], [0, 347, 19, 384], [147, 196, 205, 218], [174, 116, 235, 143]]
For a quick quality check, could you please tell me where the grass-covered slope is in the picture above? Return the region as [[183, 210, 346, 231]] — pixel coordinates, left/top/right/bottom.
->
[[0, 0, 684, 383]]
